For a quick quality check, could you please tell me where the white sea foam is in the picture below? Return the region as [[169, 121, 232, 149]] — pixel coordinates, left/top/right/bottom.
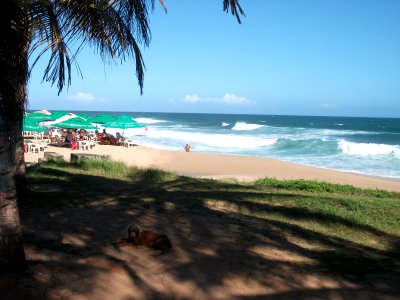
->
[[236, 124, 367, 140], [231, 122, 264, 131], [339, 140, 400, 157], [222, 122, 230, 126], [133, 117, 168, 124], [146, 129, 276, 149], [284, 129, 370, 142], [316, 129, 365, 136], [268, 128, 353, 142]]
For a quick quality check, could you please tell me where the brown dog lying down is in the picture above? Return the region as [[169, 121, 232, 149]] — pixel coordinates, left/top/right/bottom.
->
[[113, 224, 172, 252]]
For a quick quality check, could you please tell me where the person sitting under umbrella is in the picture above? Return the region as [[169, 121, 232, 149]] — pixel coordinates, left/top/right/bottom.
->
[[65, 129, 73, 143], [65, 129, 78, 150], [79, 129, 87, 140]]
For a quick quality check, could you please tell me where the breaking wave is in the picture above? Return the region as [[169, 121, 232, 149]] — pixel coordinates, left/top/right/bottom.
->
[[134, 118, 168, 124], [338, 140, 400, 158], [232, 122, 264, 131]]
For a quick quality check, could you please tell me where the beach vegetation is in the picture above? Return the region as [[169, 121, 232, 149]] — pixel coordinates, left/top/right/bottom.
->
[[24, 160, 400, 280], [35, 157, 177, 182], [0, 0, 244, 271], [255, 177, 399, 198]]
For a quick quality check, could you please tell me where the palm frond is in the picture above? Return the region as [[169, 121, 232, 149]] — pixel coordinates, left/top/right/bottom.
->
[[28, 0, 72, 93], [223, 0, 245, 24], [158, 0, 167, 12], [27, 0, 242, 95], [32, 0, 156, 92]]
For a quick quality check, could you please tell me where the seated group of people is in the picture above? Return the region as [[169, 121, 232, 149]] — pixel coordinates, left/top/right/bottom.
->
[[48, 128, 127, 149], [96, 129, 124, 146], [48, 128, 93, 149]]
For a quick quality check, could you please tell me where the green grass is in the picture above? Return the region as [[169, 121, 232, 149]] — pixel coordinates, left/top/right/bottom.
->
[[25, 158, 400, 276], [255, 177, 399, 197], [32, 158, 177, 182]]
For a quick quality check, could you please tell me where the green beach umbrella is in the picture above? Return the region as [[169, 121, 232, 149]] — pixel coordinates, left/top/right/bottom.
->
[[103, 116, 145, 136], [51, 111, 68, 116], [23, 118, 49, 132], [88, 114, 116, 124], [27, 110, 69, 122], [26, 111, 53, 122], [48, 111, 69, 120], [29, 110, 51, 116], [77, 113, 90, 120], [54, 117, 97, 130]]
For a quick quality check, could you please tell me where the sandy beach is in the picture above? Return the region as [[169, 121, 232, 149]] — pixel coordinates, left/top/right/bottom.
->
[[23, 142, 400, 192]]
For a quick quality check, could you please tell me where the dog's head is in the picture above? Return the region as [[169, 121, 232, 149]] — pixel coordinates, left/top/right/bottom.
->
[[127, 224, 143, 242]]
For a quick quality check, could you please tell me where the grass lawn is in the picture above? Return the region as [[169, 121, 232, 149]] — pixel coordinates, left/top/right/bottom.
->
[[24, 159, 400, 277]]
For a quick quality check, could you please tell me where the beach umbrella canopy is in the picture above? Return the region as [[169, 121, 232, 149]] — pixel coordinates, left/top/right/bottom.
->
[[42, 111, 69, 121], [50, 111, 68, 117], [54, 117, 97, 130], [32, 109, 52, 115], [103, 118, 145, 129], [88, 114, 116, 124], [23, 118, 49, 132], [28, 110, 70, 122], [26, 111, 53, 122], [41, 113, 79, 127], [103, 116, 145, 136], [77, 113, 90, 120]]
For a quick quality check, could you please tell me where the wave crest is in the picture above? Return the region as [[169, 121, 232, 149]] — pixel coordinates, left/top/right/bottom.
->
[[232, 122, 264, 131], [134, 118, 167, 124], [339, 140, 400, 157], [147, 129, 276, 149]]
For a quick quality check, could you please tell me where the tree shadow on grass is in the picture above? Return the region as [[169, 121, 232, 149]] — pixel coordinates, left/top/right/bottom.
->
[[4, 165, 399, 299]]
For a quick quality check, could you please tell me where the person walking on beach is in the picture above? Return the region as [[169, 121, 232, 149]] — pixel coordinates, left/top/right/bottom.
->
[[185, 144, 190, 152]]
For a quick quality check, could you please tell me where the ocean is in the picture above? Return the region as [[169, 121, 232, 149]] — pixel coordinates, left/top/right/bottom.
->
[[72, 111, 400, 180]]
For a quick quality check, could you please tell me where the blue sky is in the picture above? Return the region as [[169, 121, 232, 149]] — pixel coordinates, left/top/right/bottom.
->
[[28, 0, 400, 118]]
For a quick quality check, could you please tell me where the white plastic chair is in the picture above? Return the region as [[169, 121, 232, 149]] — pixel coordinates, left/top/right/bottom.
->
[[78, 141, 89, 150], [124, 139, 135, 148]]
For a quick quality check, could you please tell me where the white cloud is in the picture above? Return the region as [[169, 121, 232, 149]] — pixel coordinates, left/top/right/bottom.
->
[[319, 103, 337, 109], [221, 93, 252, 105], [183, 93, 253, 105], [184, 94, 201, 103], [65, 92, 96, 102]]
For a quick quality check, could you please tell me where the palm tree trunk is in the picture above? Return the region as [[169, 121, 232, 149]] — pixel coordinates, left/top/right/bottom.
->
[[0, 0, 29, 271]]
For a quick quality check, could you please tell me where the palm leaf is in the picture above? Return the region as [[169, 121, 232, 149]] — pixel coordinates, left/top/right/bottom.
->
[[29, 0, 73, 93], [223, 0, 245, 24], [27, 0, 243, 95]]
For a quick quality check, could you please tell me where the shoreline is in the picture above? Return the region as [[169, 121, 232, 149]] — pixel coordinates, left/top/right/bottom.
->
[[24, 143, 400, 192]]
